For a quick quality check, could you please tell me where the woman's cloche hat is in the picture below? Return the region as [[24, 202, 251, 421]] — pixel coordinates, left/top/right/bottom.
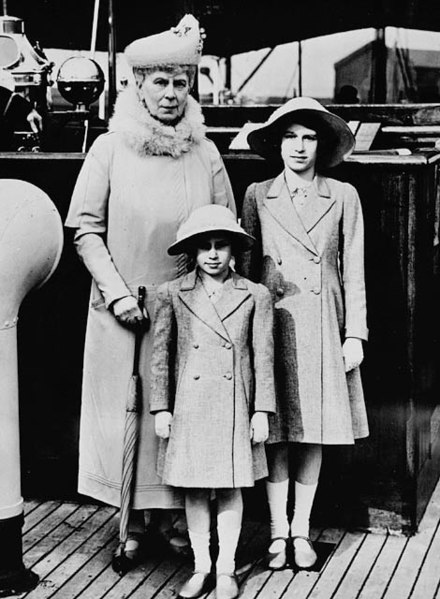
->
[[125, 14, 203, 69], [247, 96, 355, 168], [168, 205, 255, 255]]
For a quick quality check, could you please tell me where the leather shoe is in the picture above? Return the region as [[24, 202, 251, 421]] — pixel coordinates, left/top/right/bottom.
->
[[266, 537, 287, 570], [216, 573, 239, 599], [178, 571, 212, 599], [292, 536, 317, 569]]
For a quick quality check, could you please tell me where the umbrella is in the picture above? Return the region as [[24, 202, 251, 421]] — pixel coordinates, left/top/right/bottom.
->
[[112, 285, 148, 575]]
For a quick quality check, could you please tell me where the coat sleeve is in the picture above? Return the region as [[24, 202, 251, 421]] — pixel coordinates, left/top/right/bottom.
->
[[150, 284, 176, 413], [235, 183, 263, 282], [252, 284, 276, 413], [207, 139, 237, 215], [341, 184, 368, 341], [65, 135, 132, 308]]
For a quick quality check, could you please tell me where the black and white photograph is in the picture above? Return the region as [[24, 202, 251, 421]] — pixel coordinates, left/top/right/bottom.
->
[[1, 1, 440, 598]]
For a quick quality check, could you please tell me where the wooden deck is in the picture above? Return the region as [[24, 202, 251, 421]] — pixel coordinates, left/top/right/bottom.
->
[[14, 477, 440, 599]]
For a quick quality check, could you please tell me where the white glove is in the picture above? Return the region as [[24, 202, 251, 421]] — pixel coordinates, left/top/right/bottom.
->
[[250, 412, 269, 444], [342, 338, 364, 372], [155, 411, 172, 439]]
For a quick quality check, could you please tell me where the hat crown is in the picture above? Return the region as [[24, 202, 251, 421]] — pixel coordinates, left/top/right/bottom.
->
[[268, 96, 328, 125], [177, 205, 236, 239], [125, 14, 202, 68], [168, 204, 254, 255]]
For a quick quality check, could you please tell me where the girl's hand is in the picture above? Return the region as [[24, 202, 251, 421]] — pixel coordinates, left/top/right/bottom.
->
[[155, 411, 172, 439], [343, 338, 364, 372], [112, 296, 144, 326], [250, 412, 269, 444]]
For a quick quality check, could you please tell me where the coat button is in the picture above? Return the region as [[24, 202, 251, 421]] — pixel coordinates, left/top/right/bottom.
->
[[277, 258, 283, 265], [225, 373, 232, 380], [312, 256, 321, 264], [276, 288, 284, 296], [225, 342, 232, 350], [193, 343, 199, 349], [311, 287, 321, 295], [193, 374, 200, 380]]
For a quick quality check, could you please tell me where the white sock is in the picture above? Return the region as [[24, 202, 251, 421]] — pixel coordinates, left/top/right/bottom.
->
[[266, 479, 289, 552], [188, 529, 211, 573], [290, 481, 318, 538], [216, 523, 241, 575]]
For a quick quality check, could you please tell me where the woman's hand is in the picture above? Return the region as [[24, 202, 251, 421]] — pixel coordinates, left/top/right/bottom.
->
[[342, 338, 364, 372], [112, 296, 144, 326], [250, 412, 269, 444], [155, 411, 172, 439]]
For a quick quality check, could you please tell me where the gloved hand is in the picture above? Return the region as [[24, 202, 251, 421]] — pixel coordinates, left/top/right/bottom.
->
[[250, 412, 269, 444], [342, 337, 364, 372], [27, 108, 43, 133], [112, 295, 145, 326], [155, 411, 172, 439]]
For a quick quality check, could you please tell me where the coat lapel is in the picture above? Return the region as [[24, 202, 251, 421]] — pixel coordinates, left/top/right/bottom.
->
[[214, 273, 251, 322], [263, 173, 318, 255], [178, 270, 230, 342], [299, 176, 336, 233]]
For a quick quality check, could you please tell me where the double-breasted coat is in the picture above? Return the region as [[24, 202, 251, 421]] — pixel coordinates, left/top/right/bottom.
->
[[237, 173, 369, 445], [150, 269, 276, 488], [65, 89, 235, 508]]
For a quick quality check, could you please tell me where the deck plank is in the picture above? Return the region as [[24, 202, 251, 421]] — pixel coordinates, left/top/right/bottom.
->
[[24, 503, 82, 554], [25, 507, 117, 599], [125, 556, 184, 599], [280, 528, 345, 599], [382, 481, 440, 599], [357, 535, 407, 599], [24, 499, 42, 516], [408, 518, 440, 599], [307, 531, 365, 598], [23, 501, 63, 533], [332, 532, 387, 598], [49, 532, 117, 599], [11, 489, 440, 599], [24, 504, 101, 573]]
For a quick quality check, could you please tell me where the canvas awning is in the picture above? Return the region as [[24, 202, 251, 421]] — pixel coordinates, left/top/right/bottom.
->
[[7, 0, 440, 55]]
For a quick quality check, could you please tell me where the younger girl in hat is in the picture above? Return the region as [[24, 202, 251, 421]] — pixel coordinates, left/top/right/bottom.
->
[[237, 97, 368, 570], [150, 204, 275, 599]]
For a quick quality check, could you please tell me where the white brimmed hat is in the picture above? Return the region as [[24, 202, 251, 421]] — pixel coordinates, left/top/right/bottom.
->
[[168, 205, 254, 255], [247, 96, 355, 168], [125, 14, 203, 68]]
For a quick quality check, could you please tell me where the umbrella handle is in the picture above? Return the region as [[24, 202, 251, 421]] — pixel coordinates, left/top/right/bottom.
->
[[132, 286, 146, 376]]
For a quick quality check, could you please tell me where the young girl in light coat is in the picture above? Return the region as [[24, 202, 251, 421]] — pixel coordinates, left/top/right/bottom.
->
[[150, 205, 275, 599]]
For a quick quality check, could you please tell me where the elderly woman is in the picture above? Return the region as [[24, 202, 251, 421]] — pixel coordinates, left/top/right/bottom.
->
[[236, 97, 368, 570], [65, 15, 235, 570]]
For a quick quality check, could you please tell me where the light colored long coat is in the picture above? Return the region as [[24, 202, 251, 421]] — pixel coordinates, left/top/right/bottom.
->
[[150, 269, 276, 488], [65, 89, 235, 508], [237, 173, 369, 445]]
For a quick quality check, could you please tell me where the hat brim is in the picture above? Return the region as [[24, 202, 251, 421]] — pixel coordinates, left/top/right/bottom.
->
[[247, 108, 355, 169], [168, 227, 255, 256]]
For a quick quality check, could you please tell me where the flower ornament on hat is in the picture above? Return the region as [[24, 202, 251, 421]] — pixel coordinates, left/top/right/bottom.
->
[[247, 96, 355, 169], [168, 205, 255, 255], [125, 14, 203, 69]]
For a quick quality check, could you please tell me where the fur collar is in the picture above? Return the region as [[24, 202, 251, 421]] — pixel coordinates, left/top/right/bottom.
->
[[108, 86, 206, 157]]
